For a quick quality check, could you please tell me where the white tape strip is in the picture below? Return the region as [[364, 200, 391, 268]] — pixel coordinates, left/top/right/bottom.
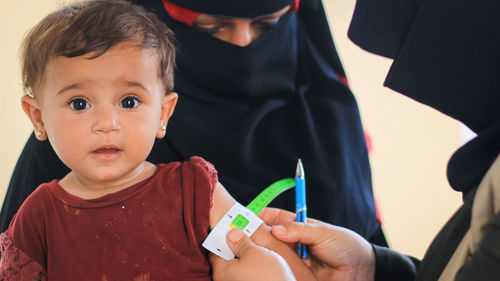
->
[[202, 202, 263, 260]]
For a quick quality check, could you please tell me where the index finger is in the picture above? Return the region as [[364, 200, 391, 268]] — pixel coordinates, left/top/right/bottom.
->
[[259, 207, 296, 226]]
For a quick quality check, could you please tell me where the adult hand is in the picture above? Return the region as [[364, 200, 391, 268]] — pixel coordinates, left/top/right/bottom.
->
[[260, 207, 376, 281], [210, 229, 297, 281]]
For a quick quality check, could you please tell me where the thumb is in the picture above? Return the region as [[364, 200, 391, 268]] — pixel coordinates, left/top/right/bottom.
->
[[226, 229, 255, 258]]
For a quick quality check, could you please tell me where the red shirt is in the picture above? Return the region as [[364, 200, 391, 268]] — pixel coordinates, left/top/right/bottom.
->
[[1, 157, 216, 281]]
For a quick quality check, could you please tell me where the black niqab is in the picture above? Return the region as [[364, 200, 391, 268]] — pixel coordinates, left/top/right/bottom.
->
[[140, 0, 383, 241], [350, 0, 500, 196]]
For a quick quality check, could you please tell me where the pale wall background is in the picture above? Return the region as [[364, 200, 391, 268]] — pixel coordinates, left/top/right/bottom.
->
[[1, 0, 463, 259]]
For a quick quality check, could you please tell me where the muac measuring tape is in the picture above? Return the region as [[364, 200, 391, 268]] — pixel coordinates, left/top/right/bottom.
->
[[202, 178, 295, 260]]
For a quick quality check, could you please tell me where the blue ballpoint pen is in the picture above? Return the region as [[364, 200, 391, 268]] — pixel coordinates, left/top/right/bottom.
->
[[295, 159, 308, 258]]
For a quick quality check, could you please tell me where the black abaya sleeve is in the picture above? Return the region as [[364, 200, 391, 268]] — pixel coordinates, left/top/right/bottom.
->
[[372, 245, 419, 281], [0, 134, 69, 232]]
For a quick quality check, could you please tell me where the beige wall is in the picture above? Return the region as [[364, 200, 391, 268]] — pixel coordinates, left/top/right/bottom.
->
[[1, 0, 462, 259], [0, 1, 62, 199]]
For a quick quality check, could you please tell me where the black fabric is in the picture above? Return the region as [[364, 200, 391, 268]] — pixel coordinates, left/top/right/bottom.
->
[[1, 0, 385, 246], [141, 0, 385, 242], [415, 193, 473, 281], [372, 244, 418, 281], [172, 12, 298, 97], [447, 123, 500, 194], [348, 0, 500, 280], [348, 0, 418, 59], [381, 0, 500, 197], [168, 0, 294, 18], [383, 0, 500, 136]]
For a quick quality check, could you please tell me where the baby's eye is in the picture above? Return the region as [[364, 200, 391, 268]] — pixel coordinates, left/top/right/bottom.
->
[[69, 98, 90, 111], [120, 96, 140, 109]]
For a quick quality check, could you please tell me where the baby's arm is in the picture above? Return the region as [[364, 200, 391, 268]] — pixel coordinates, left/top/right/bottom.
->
[[210, 182, 318, 281]]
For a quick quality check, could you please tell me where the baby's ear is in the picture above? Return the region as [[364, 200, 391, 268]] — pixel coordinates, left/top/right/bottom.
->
[[156, 92, 178, 139], [21, 95, 47, 140]]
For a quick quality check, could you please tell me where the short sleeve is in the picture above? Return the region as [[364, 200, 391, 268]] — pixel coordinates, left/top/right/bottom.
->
[[0, 184, 50, 279], [3, 185, 50, 270], [179, 156, 218, 244], [0, 233, 47, 280]]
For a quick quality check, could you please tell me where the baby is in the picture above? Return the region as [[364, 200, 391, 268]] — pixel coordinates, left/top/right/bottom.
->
[[0, 1, 315, 280]]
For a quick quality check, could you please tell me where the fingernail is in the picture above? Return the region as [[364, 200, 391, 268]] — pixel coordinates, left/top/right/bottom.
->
[[228, 229, 244, 243], [272, 225, 287, 236]]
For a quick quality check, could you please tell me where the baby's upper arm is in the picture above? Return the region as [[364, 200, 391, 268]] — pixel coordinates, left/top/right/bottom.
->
[[209, 181, 236, 229]]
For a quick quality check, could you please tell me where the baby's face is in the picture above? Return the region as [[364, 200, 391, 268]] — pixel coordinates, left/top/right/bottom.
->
[[31, 43, 176, 188]]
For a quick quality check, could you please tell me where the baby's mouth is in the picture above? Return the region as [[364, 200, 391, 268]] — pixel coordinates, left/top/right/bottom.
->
[[92, 145, 122, 159]]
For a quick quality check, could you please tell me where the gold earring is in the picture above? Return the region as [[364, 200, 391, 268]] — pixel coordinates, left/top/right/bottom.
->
[[161, 121, 167, 131], [35, 130, 42, 137], [161, 125, 167, 131]]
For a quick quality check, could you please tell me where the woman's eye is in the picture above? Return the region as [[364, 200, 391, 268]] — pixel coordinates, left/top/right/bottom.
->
[[193, 25, 221, 35], [254, 20, 280, 32], [120, 96, 140, 109], [69, 98, 90, 111]]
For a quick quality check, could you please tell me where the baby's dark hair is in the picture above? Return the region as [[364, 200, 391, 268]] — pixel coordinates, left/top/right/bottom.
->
[[21, 0, 176, 98]]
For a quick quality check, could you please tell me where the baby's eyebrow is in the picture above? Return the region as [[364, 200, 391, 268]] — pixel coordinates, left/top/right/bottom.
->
[[123, 80, 151, 93], [55, 79, 152, 96], [56, 83, 81, 95]]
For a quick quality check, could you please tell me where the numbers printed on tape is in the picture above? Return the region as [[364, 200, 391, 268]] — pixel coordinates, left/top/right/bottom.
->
[[230, 214, 249, 230], [246, 178, 295, 214]]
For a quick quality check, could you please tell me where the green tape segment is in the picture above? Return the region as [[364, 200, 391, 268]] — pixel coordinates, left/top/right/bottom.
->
[[246, 178, 295, 215]]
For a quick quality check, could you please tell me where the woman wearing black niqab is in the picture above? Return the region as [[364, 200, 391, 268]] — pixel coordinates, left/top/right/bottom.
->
[[0, 0, 386, 246]]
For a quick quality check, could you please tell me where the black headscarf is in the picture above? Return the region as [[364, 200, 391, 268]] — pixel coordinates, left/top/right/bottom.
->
[[1, 0, 385, 244], [349, 0, 500, 196], [167, 0, 294, 17], [135, 0, 384, 241], [349, 0, 500, 278]]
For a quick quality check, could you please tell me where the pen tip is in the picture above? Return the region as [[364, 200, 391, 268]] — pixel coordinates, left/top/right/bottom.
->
[[296, 158, 304, 177]]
